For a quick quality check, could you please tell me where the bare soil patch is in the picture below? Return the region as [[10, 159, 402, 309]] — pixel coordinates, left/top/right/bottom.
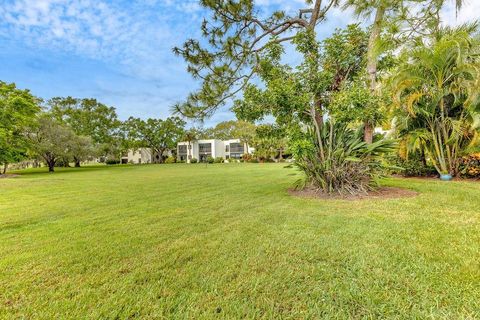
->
[[289, 186, 418, 201]]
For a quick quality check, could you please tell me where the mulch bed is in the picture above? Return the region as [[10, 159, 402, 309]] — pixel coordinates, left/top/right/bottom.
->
[[289, 186, 419, 201]]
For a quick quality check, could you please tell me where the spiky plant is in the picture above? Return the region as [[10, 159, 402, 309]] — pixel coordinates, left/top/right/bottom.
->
[[292, 121, 396, 195]]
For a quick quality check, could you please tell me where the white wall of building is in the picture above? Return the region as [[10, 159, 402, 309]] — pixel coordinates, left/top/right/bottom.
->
[[177, 138, 254, 163], [121, 148, 171, 164]]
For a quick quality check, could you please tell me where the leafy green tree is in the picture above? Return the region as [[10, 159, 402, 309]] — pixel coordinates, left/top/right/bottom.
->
[[330, 79, 385, 128], [232, 121, 256, 155], [0, 81, 41, 174], [48, 97, 120, 159], [343, 0, 465, 142], [26, 114, 76, 172], [234, 25, 369, 157], [124, 117, 186, 163], [204, 120, 256, 152], [70, 135, 94, 167], [253, 124, 288, 161], [203, 120, 238, 140], [392, 25, 480, 176], [173, 0, 339, 125]]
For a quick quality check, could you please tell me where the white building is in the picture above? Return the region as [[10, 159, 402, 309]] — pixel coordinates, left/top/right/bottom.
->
[[177, 139, 254, 163], [120, 148, 170, 164]]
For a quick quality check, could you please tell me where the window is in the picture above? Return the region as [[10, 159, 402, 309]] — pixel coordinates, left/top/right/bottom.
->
[[225, 145, 230, 152], [230, 143, 244, 154], [199, 143, 212, 154], [178, 145, 187, 155]]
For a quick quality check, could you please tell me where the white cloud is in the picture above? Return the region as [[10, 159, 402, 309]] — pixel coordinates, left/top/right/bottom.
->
[[441, 0, 480, 26]]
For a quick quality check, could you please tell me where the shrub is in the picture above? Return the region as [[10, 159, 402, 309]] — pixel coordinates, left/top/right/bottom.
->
[[190, 158, 198, 163], [248, 158, 259, 163], [242, 154, 253, 162], [391, 154, 436, 177], [292, 121, 396, 195], [459, 153, 480, 178], [206, 156, 215, 164], [106, 159, 120, 165], [165, 156, 176, 164], [214, 157, 224, 163]]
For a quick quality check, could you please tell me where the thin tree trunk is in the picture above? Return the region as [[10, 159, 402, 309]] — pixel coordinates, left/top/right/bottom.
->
[[364, 121, 374, 144], [2, 163, 7, 175], [365, 5, 386, 143]]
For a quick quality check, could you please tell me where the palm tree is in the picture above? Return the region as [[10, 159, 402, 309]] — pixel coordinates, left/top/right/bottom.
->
[[183, 129, 197, 163], [342, 0, 466, 143], [392, 24, 480, 176]]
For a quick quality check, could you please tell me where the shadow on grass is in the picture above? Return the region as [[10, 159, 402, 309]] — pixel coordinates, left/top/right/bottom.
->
[[12, 165, 128, 177]]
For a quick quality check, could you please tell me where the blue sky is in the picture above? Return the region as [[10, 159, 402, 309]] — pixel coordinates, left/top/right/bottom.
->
[[0, 0, 476, 127]]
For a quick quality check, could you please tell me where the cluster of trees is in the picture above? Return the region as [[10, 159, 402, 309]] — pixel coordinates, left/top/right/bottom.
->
[[174, 0, 480, 193], [0, 89, 190, 172], [0, 81, 287, 173]]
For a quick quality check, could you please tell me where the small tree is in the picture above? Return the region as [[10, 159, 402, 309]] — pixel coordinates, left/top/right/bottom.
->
[[70, 135, 94, 167], [26, 114, 76, 172], [254, 124, 288, 161], [182, 129, 198, 162]]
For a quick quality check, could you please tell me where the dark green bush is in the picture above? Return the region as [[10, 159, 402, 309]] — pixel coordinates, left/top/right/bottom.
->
[[106, 159, 120, 165], [391, 154, 436, 177], [206, 156, 215, 164], [214, 157, 224, 163], [190, 158, 198, 163]]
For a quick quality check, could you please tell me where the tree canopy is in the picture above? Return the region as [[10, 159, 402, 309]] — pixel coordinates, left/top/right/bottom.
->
[[0, 81, 41, 173], [123, 117, 186, 163]]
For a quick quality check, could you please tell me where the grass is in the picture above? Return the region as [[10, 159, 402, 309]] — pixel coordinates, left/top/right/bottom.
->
[[1, 163, 479, 319]]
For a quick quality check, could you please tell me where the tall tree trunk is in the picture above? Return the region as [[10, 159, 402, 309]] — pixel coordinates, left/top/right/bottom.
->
[[2, 163, 7, 175], [74, 157, 81, 167], [365, 5, 386, 144]]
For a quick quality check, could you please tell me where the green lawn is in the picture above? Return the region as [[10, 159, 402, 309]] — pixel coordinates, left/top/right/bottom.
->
[[1, 164, 479, 319]]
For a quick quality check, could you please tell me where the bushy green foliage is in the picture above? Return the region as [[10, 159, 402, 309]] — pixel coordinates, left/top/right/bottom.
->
[[214, 157, 224, 163], [106, 159, 120, 165], [293, 121, 396, 195], [392, 25, 480, 176], [190, 158, 198, 164], [391, 155, 436, 177], [165, 156, 176, 164], [0, 81, 41, 171], [206, 156, 215, 164]]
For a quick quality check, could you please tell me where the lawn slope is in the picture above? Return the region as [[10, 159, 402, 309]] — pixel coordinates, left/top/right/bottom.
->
[[1, 164, 479, 318]]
